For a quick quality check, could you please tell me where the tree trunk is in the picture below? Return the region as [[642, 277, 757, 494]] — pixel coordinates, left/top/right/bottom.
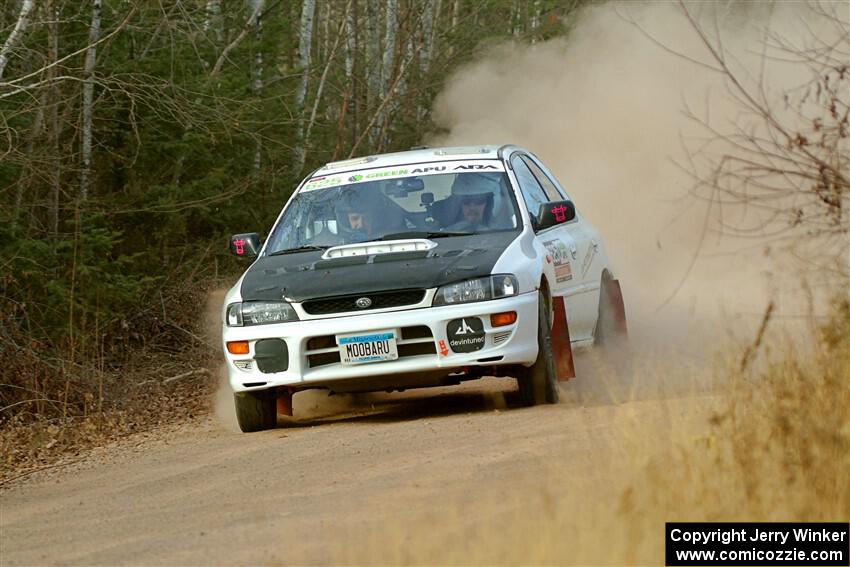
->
[[530, 0, 541, 42], [204, 0, 224, 44], [80, 0, 102, 201], [47, 0, 61, 237], [250, 0, 264, 173], [373, 0, 397, 146], [334, 0, 358, 158], [365, 0, 380, 117], [294, 0, 315, 109], [448, 0, 459, 57], [293, 0, 316, 174], [0, 0, 35, 79], [418, 0, 439, 120]]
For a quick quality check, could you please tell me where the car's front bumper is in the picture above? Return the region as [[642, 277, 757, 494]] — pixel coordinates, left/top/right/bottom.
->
[[222, 291, 539, 393]]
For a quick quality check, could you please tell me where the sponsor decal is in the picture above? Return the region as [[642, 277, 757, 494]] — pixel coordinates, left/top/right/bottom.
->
[[555, 262, 572, 283], [365, 169, 409, 179], [304, 161, 504, 192], [438, 339, 449, 356], [446, 317, 485, 353], [411, 165, 447, 174], [543, 239, 573, 283], [233, 238, 246, 255], [551, 204, 569, 223], [453, 164, 498, 170], [304, 176, 343, 190], [580, 242, 597, 278]]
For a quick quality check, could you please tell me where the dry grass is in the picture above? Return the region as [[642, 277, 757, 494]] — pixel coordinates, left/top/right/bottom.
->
[[0, 282, 228, 484]]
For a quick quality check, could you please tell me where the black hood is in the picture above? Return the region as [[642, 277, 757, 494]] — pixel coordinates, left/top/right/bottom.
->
[[240, 232, 519, 302]]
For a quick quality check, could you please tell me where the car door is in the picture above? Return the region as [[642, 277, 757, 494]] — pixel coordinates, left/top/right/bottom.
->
[[522, 154, 601, 341], [509, 153, 590, 341]]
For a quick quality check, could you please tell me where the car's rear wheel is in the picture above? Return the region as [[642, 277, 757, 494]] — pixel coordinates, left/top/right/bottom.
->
[[234, 390, 277, 432], [518, 291, 560, 406]]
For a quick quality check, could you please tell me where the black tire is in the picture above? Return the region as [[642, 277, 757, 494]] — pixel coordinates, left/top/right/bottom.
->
[[518, 291, 560, 406], [234, 390, 277, 432]]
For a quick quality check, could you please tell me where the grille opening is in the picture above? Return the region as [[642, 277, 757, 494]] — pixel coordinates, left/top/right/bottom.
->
[[398, 342, 437, 357], [493, 330, 512, 345], [477, 356, 503, 363], [243, 382, 267, 387], [307, 335, 336, 350], [401, 326, 433, 340], [307, 351, 341, 368], [302, 289, 426, 315]]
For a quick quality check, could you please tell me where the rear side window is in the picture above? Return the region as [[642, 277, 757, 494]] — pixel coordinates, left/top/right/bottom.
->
[[521, 156, 564, 201], [510, 155, 549, 217]]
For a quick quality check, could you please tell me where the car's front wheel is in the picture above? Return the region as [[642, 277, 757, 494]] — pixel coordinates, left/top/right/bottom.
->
[[517, 291, 560, 406], [234, 390, 277, 432]]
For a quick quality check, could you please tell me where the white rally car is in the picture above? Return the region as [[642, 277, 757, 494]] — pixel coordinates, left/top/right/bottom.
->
[[223, 145, 627, 432]]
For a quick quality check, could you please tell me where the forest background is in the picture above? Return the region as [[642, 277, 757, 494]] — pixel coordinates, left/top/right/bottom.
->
[[1, 0, 579, 435]]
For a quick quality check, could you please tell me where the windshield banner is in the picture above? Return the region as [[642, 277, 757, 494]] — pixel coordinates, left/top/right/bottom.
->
[[303, 160, 506, 192]]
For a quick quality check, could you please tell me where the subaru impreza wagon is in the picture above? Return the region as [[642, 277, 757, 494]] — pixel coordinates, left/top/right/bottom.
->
[[223, 145, 627, 432]]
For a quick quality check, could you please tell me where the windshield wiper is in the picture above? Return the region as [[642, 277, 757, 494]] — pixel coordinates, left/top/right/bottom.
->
[[268, 245, 328, 256], [378, 231, 476, 241]]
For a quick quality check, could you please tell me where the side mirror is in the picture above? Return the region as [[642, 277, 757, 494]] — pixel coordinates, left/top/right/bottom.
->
[[535, 200, 576, 231], [230, 233, 261, 257]]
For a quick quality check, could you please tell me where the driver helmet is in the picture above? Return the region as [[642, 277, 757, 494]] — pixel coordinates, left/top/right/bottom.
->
[[335, 182, 383, 236], [450, 172, 501, 225]]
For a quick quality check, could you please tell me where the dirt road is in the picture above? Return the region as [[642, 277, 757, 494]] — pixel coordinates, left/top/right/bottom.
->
[[1, 354, 710, 565]]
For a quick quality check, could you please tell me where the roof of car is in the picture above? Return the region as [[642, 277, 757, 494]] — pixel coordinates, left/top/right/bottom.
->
[[314, 145, 516, 176]]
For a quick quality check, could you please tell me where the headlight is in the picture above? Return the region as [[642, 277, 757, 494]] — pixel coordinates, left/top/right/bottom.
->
[[226, 302, 299, 326], [433, 275, 518, 306]]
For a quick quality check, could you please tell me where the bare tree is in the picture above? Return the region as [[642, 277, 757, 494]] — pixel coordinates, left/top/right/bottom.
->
[[645, 2, 849, 276], [0, 0, 34, 79]]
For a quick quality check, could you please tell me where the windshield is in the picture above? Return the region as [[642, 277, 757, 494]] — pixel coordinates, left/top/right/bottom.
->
[[265, 160, 520, 254]]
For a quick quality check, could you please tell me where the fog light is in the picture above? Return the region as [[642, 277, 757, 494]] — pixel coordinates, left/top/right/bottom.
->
[[490, 311, 517, 327], [227, 341, 250, 355]]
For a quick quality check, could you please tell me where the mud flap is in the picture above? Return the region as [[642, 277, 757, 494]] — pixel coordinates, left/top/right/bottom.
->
[[606, 279, 628, 337], [551, 296, 576, 381], [276, 389, 293, 416]]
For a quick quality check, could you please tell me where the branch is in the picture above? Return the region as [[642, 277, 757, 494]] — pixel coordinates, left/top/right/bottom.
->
[[0, 5, 138, 89], [209, 0, 284, 78]]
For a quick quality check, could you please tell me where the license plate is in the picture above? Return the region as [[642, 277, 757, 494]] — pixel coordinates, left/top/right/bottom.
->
[[337, 330, 399, 365]]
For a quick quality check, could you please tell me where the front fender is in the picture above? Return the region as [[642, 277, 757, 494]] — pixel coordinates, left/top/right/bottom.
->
[[491, 228, 551, 294]]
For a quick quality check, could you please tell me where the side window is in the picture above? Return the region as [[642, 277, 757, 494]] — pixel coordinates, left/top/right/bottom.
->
[[511, 155, 549, 219], [521, 156, 564, 201]]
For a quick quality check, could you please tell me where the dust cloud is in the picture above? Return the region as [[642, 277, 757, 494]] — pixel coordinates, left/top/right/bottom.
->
[[429, 1, 847, 356]]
